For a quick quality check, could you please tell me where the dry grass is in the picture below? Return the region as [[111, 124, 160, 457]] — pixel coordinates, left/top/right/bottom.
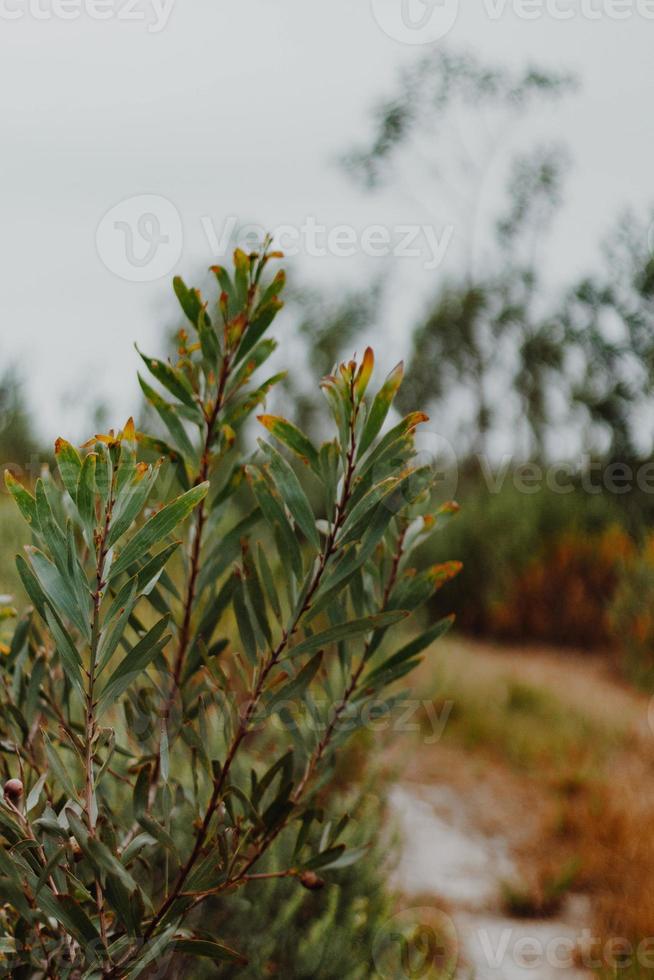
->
[[553, 764, 654, 942]]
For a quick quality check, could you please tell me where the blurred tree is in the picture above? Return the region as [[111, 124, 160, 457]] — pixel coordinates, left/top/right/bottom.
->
[[343, 47, 575, 267], [0, 367, 42, 471], [560, 209, 654, 460], [397, 147, 569, 458], [343, 49, 654, 465], [343, 49, 576, 459]]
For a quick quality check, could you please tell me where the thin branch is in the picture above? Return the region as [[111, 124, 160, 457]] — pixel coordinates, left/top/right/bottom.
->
[[85, 465, 118, 957]]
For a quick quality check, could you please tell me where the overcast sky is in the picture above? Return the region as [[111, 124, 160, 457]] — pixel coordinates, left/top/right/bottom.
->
[[2, 0, 653, 443]]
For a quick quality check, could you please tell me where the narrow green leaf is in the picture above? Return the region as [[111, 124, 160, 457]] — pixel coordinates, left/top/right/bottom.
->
[[43, 732, 79, 800], [77, 452, 97, 541], [4, 471, 38, 528], [366, 616, 455, 681], [160, 726, 169, 783], [257, 415, 320, 473], [132, 764, 151, 820], [359, 413, 428, 479], [210, 263, 235, 310], [232, 576, 258, 665], [109, 483, 208, 582], [98, 615, 171, 711], [224, 372, 286, 428], [137, 813, 176, 852], [16, 554, 47, 619], [39, 889, 99, 944], [54, 438, 82, 500], [302, 844, 346, 871], [138, 375, 196, 461], [258, 268, 286, 307], [25, 657, 46, 725], [107, 459, 161, 549], [66, 809, 138, 891], [97, 581, 138, 675], [105, 543, 180, 626], [44, 607, 84, 695], [257, 544, 282, 623], [29, 548, 89, 638], [242, 548, 271, 646], [26, 772, 47, 813], [246, 467, 302, 580], [269, 652, 322, 709], [95, 443, 112, 503], [172, 938, 247, 965], [197, 306, 220, 363], [229, 338, 277, 393], [104, 873, 137, 935], [137, 347, 198, 411], [290, 610, 408, 656], [173, 276, 203, 328], [358, 361, 404, 457], [197, 509, 260, 595], [259, 442, 320, 549], [338, 477, 399, 542], [34, 480, 66, 565], [235, 297, 283, 364], [315, 844, 369, 871], [125, 926, 178, 979]]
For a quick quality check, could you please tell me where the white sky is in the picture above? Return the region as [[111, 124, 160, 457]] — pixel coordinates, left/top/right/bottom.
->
[[1, 0, 654, 443]]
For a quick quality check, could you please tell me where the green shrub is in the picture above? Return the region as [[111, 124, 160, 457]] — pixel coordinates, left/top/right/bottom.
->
[[194, 793, 392, 980], [427, 474, 628, 640], [0, 497, 28, 599], [609, 536, 654, 688], [0, 244, 457, 977], [487, 524, 633, 647]]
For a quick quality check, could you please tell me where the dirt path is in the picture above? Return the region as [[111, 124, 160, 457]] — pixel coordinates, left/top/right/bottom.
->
[[382, 637, 653, 978], [388, 780, 591, 978]]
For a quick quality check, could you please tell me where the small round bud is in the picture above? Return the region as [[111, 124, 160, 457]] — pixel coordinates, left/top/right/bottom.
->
[[3, 779, 23, 803], [298, 870, 324, 891]]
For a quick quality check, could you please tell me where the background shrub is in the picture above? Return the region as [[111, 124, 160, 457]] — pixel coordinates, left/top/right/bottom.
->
[[609, 535, 654, 687], [426, 474, 632, 646]]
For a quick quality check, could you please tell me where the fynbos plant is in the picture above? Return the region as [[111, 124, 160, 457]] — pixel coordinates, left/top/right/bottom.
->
[[0, 244, 460, 977]]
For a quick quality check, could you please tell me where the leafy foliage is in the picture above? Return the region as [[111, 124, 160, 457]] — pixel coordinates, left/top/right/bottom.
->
[[610, 535, 654, 689], [489, 525, 633, 648], [424, 473, 627, 638], [0, 244, 458, 976]]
